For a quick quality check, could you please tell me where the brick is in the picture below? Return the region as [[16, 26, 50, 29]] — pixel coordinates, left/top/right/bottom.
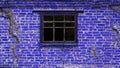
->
[[0, 1, 120, 68]]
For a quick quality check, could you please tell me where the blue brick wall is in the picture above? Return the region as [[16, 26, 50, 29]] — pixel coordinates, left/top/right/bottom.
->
[[0, 1, 120, 68]]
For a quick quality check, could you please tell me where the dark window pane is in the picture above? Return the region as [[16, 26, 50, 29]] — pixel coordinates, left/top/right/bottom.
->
[[44, 23, 53, 27], [65, 15, 75, 21], [43, 14, 76, 43], [44, 28, 53, 41], [55, 22, 64, 27], [65, 28, 75, 41], [65, 22, 75, 27], [55, 28, 64, 41], [44, 16, 53, 21], [54, 16, 64, 21]]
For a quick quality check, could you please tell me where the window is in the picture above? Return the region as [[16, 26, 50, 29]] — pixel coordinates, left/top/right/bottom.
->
[[41, 12, 77, 43]]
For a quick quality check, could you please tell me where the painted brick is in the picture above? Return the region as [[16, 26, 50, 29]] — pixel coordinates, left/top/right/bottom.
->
[[0, 0, 120, 68]]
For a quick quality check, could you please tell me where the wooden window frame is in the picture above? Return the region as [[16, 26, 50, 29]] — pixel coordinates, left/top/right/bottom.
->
[[40, 12, 77, 43]]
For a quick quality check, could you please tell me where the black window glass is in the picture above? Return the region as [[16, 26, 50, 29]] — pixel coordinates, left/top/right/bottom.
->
[[54, 16, 64, 21], [65, 15, 74, 21], [55, 28, 64, 41], [44, 28, 53, 41], [65, 22, 75, 27], [44, 23, 53, 27], [55, 22, 64, 27], [44, 16, 53, 21], [42, 14, 76, 43], [65, 28, 75, 41]]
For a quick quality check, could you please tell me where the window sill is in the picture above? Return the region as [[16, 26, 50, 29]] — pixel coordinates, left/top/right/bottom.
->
[[42, 43, 78, 46]]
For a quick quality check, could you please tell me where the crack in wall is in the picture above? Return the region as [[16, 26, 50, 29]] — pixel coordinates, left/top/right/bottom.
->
[[10, 44, 18, 68], [0, 0, 120, 67], [113, 36, 119, 49], [109, 1, 120, 13], [92, 47, 99, 60], [110, 25, 120, 49], [0, 0, 20, 68]]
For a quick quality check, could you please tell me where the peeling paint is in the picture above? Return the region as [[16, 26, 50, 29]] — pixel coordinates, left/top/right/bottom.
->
[[113, 36, 119, 49], [10, 44, 18, 68], [92, 47, 99, 60], [111, 25, 120, 49], [109, 1, 120, 13], [0, 0, 20, 67], [10, 44, 19, 61], [110, 25, 119, 34]]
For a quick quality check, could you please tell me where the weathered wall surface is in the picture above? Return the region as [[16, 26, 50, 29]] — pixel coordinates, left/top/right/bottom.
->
[[0, 1, 120, 68]]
